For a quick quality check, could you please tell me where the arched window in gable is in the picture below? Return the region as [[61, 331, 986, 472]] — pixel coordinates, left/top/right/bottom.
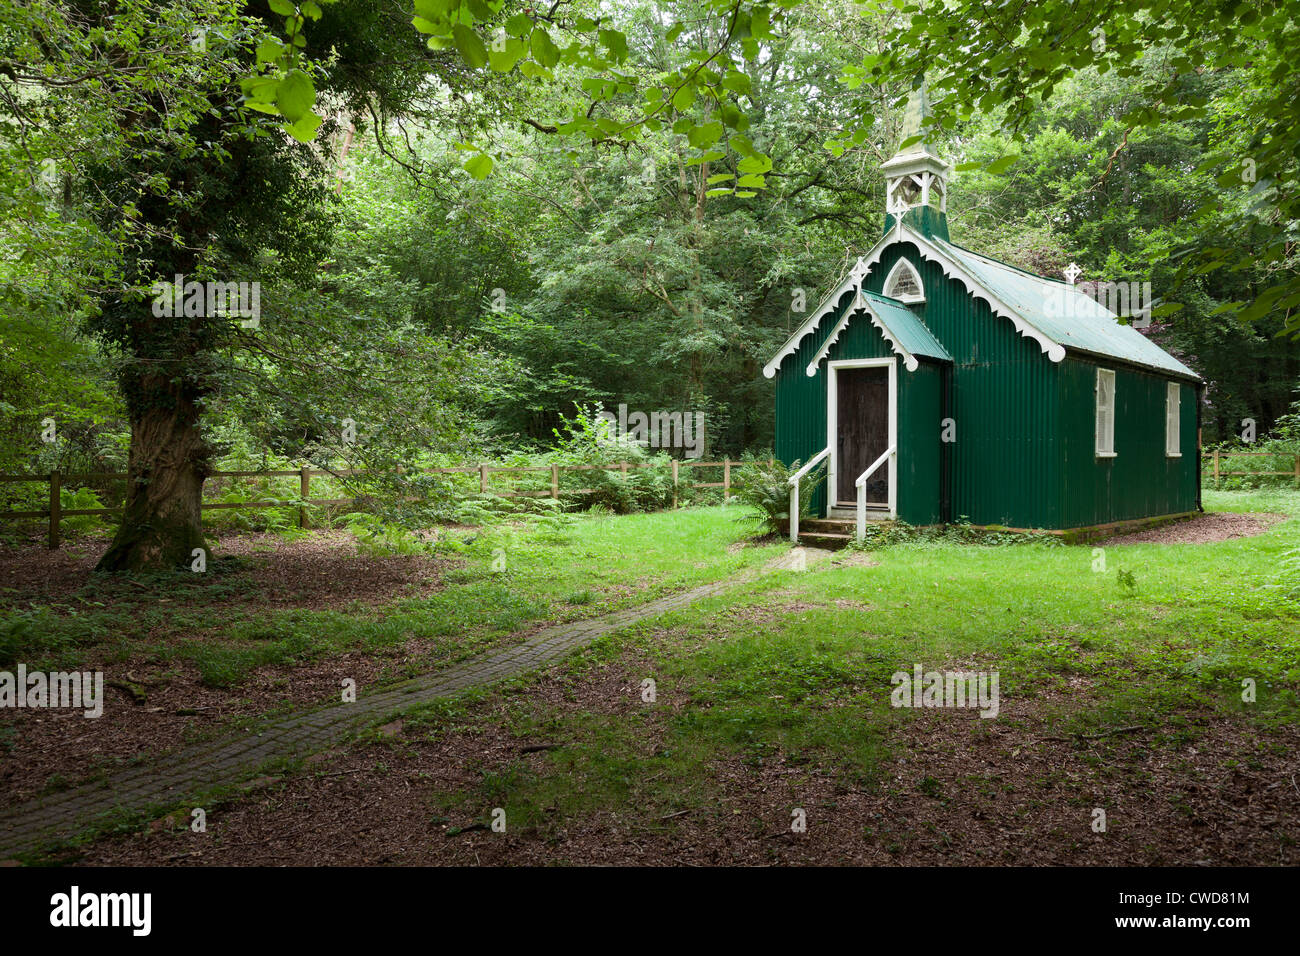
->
[[883, 258, 925, 304]]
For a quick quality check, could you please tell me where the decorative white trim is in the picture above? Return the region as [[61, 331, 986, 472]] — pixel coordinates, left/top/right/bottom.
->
[[920, 237, 1067, 363], [866, 311, 920, 372], [762, 233, 897, 379], [826, 358, 897, 519], [805, 292, 921, 375], [763, 222, 1068, 377], [882, 258, 925, 304], [805, 305, 854, 376]]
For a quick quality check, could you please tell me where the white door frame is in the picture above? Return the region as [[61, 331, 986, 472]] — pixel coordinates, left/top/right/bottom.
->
[[826, 357, 897, 519]]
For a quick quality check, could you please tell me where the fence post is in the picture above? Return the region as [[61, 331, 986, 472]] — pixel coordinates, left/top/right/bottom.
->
[[1212, 448, 1220, 488], [723, 457, 731, 502], [619, 460, 628, 477], [1294, 454, 1299, 489], [299, 466, 310, 529], [48, 470, 61, 550], [479, 463, 489, 494], [672, 459, 679, 509], [551, 463, 559, 501]]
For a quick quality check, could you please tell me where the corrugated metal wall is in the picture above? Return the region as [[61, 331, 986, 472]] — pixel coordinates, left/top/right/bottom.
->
[[773, 281, 944, 524], [1058, 359, 1198, 526], [867, 245, 1061, 528], [775, 243, 1197, 530]]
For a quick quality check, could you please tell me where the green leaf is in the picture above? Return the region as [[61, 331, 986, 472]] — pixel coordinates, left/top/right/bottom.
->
[[598, 29, 628, 62], [729, 134, 756, 156], [986, 154, 1019, 174], [268, 0, 295, 15], [489, 36, 525, 72], [464, 153, 494, 179], [285, 111, 323, 142], [720, 104, 749, 131], [687, 121, 724, 148], [256, 38, 284, 64], [672, 84, 696, 112], [452, 24, 488, 69], [722, 70, 751, 95], [274, 69, 315, 123], [530, 28, 560, 68]]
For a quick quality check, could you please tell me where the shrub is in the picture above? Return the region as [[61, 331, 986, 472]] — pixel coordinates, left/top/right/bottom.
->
[[730, 452, 824, 534]]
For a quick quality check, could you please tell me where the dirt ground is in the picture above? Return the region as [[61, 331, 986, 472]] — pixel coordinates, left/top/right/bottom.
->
[[0, 532, 459, 803], [0, 530, 451, 610], [6, 518, 1297, 865], [1102, 511, 1287, 545], [68, 653, 1300, 867]]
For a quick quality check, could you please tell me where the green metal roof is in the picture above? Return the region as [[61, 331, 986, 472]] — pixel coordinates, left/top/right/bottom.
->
[[932, 239, 1200, 381], [860, 290, 952, 366]]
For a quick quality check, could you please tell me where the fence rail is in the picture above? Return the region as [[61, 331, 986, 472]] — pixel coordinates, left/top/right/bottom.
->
[[1, 459, 764, 549], [1204, 449, 1300, 487]]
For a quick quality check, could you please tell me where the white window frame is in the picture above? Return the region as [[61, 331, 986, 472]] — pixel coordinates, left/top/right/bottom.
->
[[1095, 367, 1116, 458], [1165, 382, 1182, 457], [882, 258, 925, 304]]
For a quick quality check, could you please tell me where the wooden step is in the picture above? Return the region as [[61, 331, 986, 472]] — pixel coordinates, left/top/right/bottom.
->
[[799, 531, 854, 549], [801, 518, 856, 532]]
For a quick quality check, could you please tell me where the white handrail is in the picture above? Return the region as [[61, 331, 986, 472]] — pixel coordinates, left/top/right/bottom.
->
[[855, 444, 896, 542], [787, 447, 829, 542]]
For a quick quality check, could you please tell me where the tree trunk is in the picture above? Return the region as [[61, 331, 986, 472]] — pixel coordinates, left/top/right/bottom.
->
[[96, 374, 210, 572]]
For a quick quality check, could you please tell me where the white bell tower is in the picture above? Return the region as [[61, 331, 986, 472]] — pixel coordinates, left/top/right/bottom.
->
[[880, 81, 951, 239]]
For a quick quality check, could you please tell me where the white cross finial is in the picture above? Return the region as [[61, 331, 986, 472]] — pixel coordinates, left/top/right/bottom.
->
[[889, 194, 909, 218], [1063, 262, 1083, 285]]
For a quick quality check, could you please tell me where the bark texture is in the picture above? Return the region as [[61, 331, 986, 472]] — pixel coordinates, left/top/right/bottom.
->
[[96, 374, 209, 572]]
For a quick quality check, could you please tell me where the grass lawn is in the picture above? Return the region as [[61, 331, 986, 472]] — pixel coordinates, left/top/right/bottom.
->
[[342, 493, 1295, 861], [1, 506, 783, 688], [42, 490, 1300, 865]]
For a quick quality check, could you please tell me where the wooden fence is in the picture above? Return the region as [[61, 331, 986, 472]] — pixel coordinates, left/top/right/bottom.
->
[[1204, 449, 1300, 488], [0, 459, 760, 549]]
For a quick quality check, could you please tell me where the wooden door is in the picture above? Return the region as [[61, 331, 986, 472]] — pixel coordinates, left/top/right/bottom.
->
[[836, 367, 889, 505]]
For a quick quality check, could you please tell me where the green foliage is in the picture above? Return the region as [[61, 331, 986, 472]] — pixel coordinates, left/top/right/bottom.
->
[[341, 512, 433, 556], [844, 518, 1063, 551], [1116, 568, 1138, 595], [730, 452, 821, 534], [544, 406, 674, 514], [58, 487, 107, 533]]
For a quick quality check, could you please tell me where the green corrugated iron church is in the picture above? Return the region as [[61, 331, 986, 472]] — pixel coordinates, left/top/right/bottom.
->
[[766, 86, 1203, 534]]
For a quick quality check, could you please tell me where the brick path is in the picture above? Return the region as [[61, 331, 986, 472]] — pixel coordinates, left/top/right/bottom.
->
[[0, 550, 819, 857]]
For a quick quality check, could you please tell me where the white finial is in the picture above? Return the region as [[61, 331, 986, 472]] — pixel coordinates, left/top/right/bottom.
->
[[1063, 262, 1083, 285]]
